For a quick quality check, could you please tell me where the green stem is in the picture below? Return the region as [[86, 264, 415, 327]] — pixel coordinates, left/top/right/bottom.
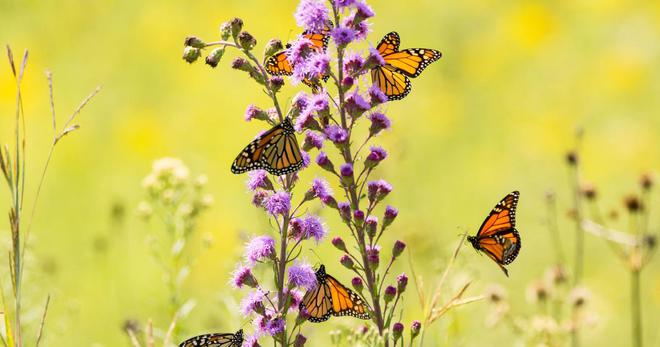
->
[[631, 267, 642, 347]]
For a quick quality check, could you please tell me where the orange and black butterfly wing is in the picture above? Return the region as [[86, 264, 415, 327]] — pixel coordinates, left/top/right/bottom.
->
[[300, 282, 333, 322], [476, 191, 519, 238], [325, 275, 371, 320], [231, 119, 303, 176], [376, 32, 401, 56], [179, 329, 243, 347], [371, 66, 411, 101], [265, 50, 294, 76], [382, 48, 442, 78]]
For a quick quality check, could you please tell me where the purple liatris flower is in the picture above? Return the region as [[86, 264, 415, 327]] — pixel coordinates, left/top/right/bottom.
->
[[345, 90, 370, 118], [265, 318, 285, 336], [245, 236, 276, 263], [265, 191, 291, 216], [383, 205, 398, 228], [368, 112, 391, 135], [243, 333, 262, 347], [367, 179, 393, 203], [316, 151, 335, 172], [241, 289, 266, 315], [368, 83, 388, 105], [295, 0, 330, 33], [339, 162, 354, 177], [288, 262, 317, 290], [287, 38, 315, 66], [344, 52, 365, 76], [294, 334, 307, 347], [331, 26, 356, 47], [310, 178, 332, 200], [310, 93, 329, 112], [301, 151, 311, 168], [294, 108, 317, 132], [332, 236, 347, 251], [365, 216, 378, 238], [355, 1, 375, 21], [392, 240, 406, 258], [411, 320, 422, 338], [384, 285, 396, 303], [307, 53, 331, 77], [397, 273, 408, 293], [231, 264, 258, 288], [365, 146, 387, 168], [245, 104, 267, 122], [292, 91, 310, 111], [365, 46, 386, 69], [338, 201, 351, 222], [300, 214, 327, 242], [247, 170, 273, 191], [252, 190, 268, 207], [324, 125, 348, 144], [303, 131, 325, 151], [335, 0, 356, 7]]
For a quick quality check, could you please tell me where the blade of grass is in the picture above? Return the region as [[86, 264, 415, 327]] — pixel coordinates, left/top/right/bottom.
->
[[34, 295, 50, 347]]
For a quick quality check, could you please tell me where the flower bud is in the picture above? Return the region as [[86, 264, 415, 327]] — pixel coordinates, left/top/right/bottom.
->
[[411, 320, 421, 339], [264, 39, 285, 58], [365, 216, 378, 239], [338, 202, 352, 224], [219, 21, 232, 40], [580, 182, 596, 200], [293, 334, 307, 347], [340, 163, 354, 185], [340, 254, 354, 269], [624, 194, 642, 213], [366, 245, 380, 268], [641, 173, 654, 191], [396, 273, 408, 293], [392, 240, 406, 259], [229, 17, 243, 39], [566, 151, 578, 166], [238, 31, 257, 51], [321, 195, 338, 209], [316, 152, 335, 173], [384, 286, 396, 303], [351, 277, 364, 292], [205, 47, 225, 68], [383, 205, 398, 228], [353, 209, 365, 223], [392, 322, 404, 341], [342, 76, 354, 90], [365, 146, 387, 168], [182, 46, 201, 63], [332, 236, 347, 252], [269, 76, 284, 92], [231, 57, 250, 71], [184, 36, 205, 48]]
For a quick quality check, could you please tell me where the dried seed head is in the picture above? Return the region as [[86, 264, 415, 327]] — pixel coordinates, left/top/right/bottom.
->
[[566, 151, 578, 166], [569, 286, 590, 308], [238, 31, 257, 51], [545, 265, 568, 286], [642, 234, 657, 250], [484, 284, 507, 304], [527, 280, 550, 303]]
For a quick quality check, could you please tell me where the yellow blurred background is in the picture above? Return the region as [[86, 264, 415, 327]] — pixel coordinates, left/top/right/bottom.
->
[[1, 0, 659, 345]]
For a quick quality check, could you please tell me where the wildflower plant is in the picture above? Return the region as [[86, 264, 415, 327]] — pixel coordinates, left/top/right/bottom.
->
[[182, 0, 433, 345], [0, 46, 100, 346], [136, 158, 213, 341]]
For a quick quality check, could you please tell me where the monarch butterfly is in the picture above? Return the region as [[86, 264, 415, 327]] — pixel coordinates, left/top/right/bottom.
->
[[299, 265, 371, 322], [371, 32, 442, 101], [264, 24, 332, 88], [178, 329, 243, 347], [467, 191, 521, 277], [231, 118, 303, 176]]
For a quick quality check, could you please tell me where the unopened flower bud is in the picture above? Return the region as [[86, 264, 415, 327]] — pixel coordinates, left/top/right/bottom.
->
[[269, 76, 284, 92], [293, 334, 307, 347], [321, 195, 338, 209], [338, 202, 351, 223], [392, 240, 406, 259], [184, 36, 205, 48], [316, 152, 335, 173], [229, 17, 243, 39], [332, 236, 347, 252], [219, 21, 232, 40], [383, 205, 398, 228], [231, 57, 250, 71], [351, 277, 363, 292], [238, 31, 257, 51], [411, 320, 421, 339], [392, 322, 404, 341], [340, 254, 354, 269], [384, 286, 396, 303], [365, 216, 378, 239], [624, 194, 642, 213], [183, 46, 201, 63], [264, 39, 284, 58], [396, 273, 408, 293], [342, 76, 354, 89], [205, 47, 225, 68]]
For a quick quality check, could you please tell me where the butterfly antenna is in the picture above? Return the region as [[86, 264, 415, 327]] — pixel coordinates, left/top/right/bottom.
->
[[309, 249, 323, 266]]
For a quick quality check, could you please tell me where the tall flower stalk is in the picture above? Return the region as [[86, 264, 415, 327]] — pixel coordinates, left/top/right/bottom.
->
[[182, 0, 432, 345]]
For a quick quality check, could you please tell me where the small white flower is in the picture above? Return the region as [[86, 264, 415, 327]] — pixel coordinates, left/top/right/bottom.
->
[[201, 194, 214, 208], [137, 202, 153, 218]]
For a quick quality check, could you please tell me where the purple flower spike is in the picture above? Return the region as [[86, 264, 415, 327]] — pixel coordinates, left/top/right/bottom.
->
[[355, 1, 375, 21], [265, 191, 291, 216], [295, 0, 330, 33], [331, 26, 357, 47], [245, 235, 276, 263], [308, 53, 331, 77], [293, 91, 310, 111], [288, 262, 318, 290], [287, 38, 315, 66], [368, 112, 391, 135], [243, 333, 261, 347], [303, 131, 325, 151], [240, 289, 265, 315], [324, 125, 348, 144], [351, 276, 364, 291], [316, 151, 335, 172], [384, 285, 397, 302], [245, 104, 266, 122], [310, 93, 329, 112], [368, 83, 388, 105], [335, 0, 356, 7], [366, 146, 388, 168], [247, 170, 272, 191], [231, 265, 258, 288], [345, 90, 371, 117], [252, 190, 268, 207], [302, 214, 327, 242]]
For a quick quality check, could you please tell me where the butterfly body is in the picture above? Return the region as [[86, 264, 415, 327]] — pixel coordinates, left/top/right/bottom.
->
[[231, 118, 303, 176], [468, 191, 521, 276], [299, 265, 371, 322], [178, 329, 243, 347], [371, 32, 442, 100]]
